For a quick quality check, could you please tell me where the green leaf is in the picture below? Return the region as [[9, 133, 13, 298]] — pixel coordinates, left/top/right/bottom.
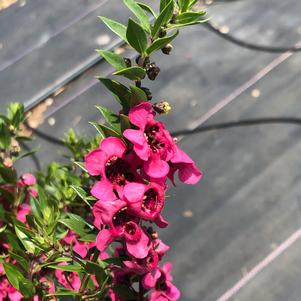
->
[[113, 66, 146, 81], [13, 148, 38, 163], [126, 18, 148, 54], [98, 77, 131, 110], [152, 0, 174, 37], [175, 11, 206, 24], [95, 105, 121, 132], [129, 85, 148, 106], [48, 264, 83, 272], [178, 0, 190, 12], [96, 50, 127, 71], [70, 185, 94, 208], [120, 114, 131, 132], [113, 284, 136, 300], [85, 261, 107, 286], [73, 161, 88, 173], [137, 2, 158, 18], [160, 0, 169, 12], [99, 17, 127, 42], [7, 102, 25, 127], [98, 124, 121, 138], [147, 30, 179, 55], [0, 166, 17, 183], [89, 122, 106, 138], [47, 290, 81, 297], [9, 252, 30, 271], [0, 122, 11, 149], [123, 0, 151, 33], [3, 262, 35, 297], [14, 226, 36, 253]]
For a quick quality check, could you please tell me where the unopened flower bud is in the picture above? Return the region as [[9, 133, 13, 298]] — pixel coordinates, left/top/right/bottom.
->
[[159, 30, 167, 38], [3, 157, 13, 168], [153, 101, 171, 114], [8, 125, 15, 133], [161, 44, 173, 55], [123, 58, 132, 67], [146, 62, 160, 81]]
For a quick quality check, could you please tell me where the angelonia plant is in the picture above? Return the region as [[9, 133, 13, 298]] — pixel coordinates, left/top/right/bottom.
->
[[0, 0, 206, 300]]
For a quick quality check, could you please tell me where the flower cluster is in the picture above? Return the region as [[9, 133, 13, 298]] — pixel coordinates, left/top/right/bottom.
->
[[85, 102, 202, 300]]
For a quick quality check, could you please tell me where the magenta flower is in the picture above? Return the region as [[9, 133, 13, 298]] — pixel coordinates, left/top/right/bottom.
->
[[123, 103, 175, 178], [169, 146, 202, 185], [123, 182, 167, 227], [124, 248, 159, 275], [17, 173, 36, 187], [0, 278, 23, 301], [143, 262, 180, 301], [93, 199, 149, 258], [16, 204, 31, 223], [85, 137, 139, 201], [55, 269, 81, 291]]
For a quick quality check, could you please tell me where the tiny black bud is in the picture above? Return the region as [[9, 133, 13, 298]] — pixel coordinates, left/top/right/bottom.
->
[[161, 44, 173, 55], [123, 58, 132, 67], [158, 30, 167, 38], [146, 62, 160, 81]]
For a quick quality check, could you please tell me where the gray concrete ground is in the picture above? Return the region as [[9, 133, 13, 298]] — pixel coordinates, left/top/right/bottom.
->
[[1, 0, 301, 300]]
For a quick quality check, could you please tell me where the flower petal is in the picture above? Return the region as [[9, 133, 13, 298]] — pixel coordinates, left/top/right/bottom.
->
[[84, 149, 106, 176], [128, 102, 154, 129], [144, 156, 170, 178], [91, 180, 116, 201], [126, 229, 149, 259], [123, 183, 145, 205], [142, 268, 161, 290], [123, 129, 145, 146], [178, 163, 202, 184], [96, 229, 115, 252], [100, 137, 126, 157]]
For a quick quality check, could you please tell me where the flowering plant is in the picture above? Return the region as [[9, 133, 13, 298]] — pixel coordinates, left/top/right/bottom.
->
[[0, 1, 206, 300]]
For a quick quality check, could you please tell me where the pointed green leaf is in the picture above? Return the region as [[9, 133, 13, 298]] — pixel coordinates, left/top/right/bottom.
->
[[14, 226, 36, 253], [120, 114, 131, 132], [89, 122, 105, 138], [98, 77, 131, 110], [73, 161, 88, 173], [113, 66, 146, 81], [99, 17, 127, 42], [95, 105, 121, 132], [152, 0, 174, 37], [160, 0, 169, 12], [85, 261, 107, 286], [3, 262, 35, 297], [0, 122, 11, 149], [96, 50, 127, 70], [147, 30, 179, 55], [137, 2, 158, 18], [71, 185, 94, 208], [175, 11, 206, 24], [123, 0, 151, 33], [178, 0, 190, 12], [47, 264, 83, 272], [98, 124, 121, 138], [129, 85, 148, 106], [126, 18, 148, 54]]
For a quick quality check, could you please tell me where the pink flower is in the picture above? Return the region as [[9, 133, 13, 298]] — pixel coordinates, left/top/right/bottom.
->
[[93, 199, 149, 258], [63, 231, 95, 258], [124, 249, 159, 275], [16, 204, 31, 223], [55, 269, 81, 291], [123, 182, 168, 227], [18, 173, 36, 187], [123, 103, 175, 178], [85, 137, 139, 201], [169, 146, 202, 185], [143, 263, 180, 301], [0, 278, 23, 301]]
